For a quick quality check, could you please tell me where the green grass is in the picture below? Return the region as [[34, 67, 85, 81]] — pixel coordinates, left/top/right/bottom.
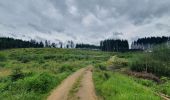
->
[[0, 48, 113, 100], [155, 80, 170, 96], [1, 47, 170, 100], [93, 46, 170, 99], [93, 67, 161, 100], [135, 76, 170, 97]]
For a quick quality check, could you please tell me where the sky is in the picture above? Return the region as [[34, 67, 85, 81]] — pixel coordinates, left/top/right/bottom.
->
[[0, 0, 170, 44]]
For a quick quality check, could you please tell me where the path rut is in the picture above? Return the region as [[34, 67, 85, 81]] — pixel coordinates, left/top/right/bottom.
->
[[47, 66, 97, 100], [76, 67, 97, 100], [47, 68, 86, 100]]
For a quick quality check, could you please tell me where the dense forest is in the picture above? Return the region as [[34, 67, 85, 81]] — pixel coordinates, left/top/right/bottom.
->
[[131, 36, 170, 50], [132, 36, 170, 45], [100, 39, 129, 52], [75, 44, 100, 50], [0, 37, 44, 50]]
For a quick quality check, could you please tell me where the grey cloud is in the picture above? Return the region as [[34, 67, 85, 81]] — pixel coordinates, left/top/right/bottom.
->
[[0, 0, 170, 44]]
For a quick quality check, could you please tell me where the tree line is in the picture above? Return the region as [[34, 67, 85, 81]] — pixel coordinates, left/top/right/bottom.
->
[[76, 39, 129, 52], [0, 37, 44, 50], [75, 44, 100, 50], [0, 37, 76, 50], [100, 39, 129, 52], [0, 37, 129, 52], [132, 36, 170, 45], [1, 36, 169, 51]]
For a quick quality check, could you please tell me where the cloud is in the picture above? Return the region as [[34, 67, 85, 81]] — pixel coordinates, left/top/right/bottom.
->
[[0, 0, 170, 44]]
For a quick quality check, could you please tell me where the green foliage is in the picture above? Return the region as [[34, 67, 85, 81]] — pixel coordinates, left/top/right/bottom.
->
[[130, 45, 170, 77], [135, 76, 170, 97], [10, 67, 24, 81], [43, 54, 56, 60], [0, 62, 6, 67], [0, 48, 113, 99], [57, 64, 74, 73], [152, 45, 170, 62], [93, 67, 161, 100], [95, 62, 107, 71], [134, 78, 155, 87], [17, 72, 57, 93], [0, 53, 6, 62], [155, 81, 170, 96]]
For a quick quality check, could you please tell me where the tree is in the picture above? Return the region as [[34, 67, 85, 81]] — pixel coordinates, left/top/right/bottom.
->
[[51, 43, 56, 48], [0, 37, 44, 50], [100, 39, 129, 52], [59, 42, 63, 48]]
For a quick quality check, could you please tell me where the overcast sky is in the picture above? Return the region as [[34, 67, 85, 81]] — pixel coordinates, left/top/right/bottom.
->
[[0, 0, 170, 44]]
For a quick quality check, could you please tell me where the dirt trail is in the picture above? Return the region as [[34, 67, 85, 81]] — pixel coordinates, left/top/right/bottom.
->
[[47, 68, 86, 100], [47, 66, 98, 100], [76, 67, 98, 100]]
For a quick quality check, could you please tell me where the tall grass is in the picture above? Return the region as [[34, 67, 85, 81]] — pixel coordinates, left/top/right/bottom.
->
[[93, 64, 161, 100], [130, 44, 170, 77]]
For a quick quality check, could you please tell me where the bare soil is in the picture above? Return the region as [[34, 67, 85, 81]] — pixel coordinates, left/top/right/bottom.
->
[[47, 68, 86, 100], [47, 66, 97, 100], [75, 67, 98, 100]]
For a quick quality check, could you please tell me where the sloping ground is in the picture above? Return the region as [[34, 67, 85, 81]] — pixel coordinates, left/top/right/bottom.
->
[[47, 68, 86, 100]]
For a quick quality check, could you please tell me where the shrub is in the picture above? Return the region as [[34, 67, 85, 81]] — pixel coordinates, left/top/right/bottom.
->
[[22, 72, 57, 93], [17, 55, 33, 63], [57, 64, 74, 73], [0, 62, 6, 67], [0, 53, 6, 62], [37, 58, 45, 64], [95, 63, 107, 71], [10, 67, 24, 81]]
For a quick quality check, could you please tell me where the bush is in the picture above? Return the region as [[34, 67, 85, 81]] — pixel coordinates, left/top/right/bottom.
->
[[16, 72, 57, 93], [95, 63, 107, 71], [17, 55, 33, 63], [10, 67, 24, 81], [0, 62, 6, 67], [0, 53, 6, 62], [57, 64, 74, 73], [0, 72, 58, 100]]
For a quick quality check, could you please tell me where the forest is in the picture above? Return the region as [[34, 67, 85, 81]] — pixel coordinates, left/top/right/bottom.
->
[[132, 36, 170, 45], [0, 37, 44, 50], [75, 44, 100, 50], [0, 36, 170, 51]]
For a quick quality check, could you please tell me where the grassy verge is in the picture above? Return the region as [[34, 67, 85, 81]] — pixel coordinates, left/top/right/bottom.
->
[[134, 76, 170, 97], [93, 67, 161, 100]]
